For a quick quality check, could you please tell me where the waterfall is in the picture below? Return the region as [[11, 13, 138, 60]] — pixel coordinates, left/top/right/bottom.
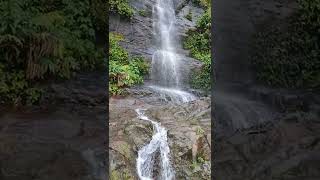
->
[[135, 0, 197, 179], [151, 0, 180, 87], [150, 0, 195, 103], [135, 109, 175, 180]]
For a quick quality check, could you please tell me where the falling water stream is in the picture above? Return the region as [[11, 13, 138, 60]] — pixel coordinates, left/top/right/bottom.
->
[[150, 0, 180, 87], [135, 109, 175, 180], [149, 0, 195, 102], [135, 0, 197, 179]]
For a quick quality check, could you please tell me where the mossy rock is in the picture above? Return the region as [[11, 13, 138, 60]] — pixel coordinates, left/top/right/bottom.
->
[[112, 141, 134, 162], [110, 169, 134, 180]]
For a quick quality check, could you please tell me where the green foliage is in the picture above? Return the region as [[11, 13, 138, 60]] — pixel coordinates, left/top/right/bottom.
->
[[190, 62, 211, 91], [90, 0, 108, 32], [109, 33, 149, 96], [196, 9, 211, 33], [109, 0, 134, 18], [0, 0, 104, 105], [185, 10, 193, 21], [252, 0, 320, 89], [192, 0, 211, 8], [0, 65, 41, 105], [184, 33, 210, 60], [197, 156, 205, 164], [138, 9, 147, 17], [184, 8, 212, 91], [195, 126, 205, 135]]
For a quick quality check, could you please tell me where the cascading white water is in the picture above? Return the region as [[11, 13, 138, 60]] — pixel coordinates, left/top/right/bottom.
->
[[150, 0, 196, 103], [151, 0, 180, 87], [135, 109, 175, 180], [148, 85, 196, 103], [135, 0, 197, 179]]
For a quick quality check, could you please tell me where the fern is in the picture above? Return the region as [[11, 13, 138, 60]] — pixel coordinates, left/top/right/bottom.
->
[[0, 0, 104, 105]]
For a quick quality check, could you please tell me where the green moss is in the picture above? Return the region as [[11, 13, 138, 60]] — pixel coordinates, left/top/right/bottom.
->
[[118, 141, 132, 161], [110, 169, 134, 180], [190, 118, 199, 125], [195, 126, 205, 136]]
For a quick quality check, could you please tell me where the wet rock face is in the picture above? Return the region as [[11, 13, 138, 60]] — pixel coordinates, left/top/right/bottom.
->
[[146, 98, 211, 179], [109, 97, 211, 179], [109, 0, 155, 59]]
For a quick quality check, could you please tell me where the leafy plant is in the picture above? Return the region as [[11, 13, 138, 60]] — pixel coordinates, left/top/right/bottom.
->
[[192, 0, 211, 8], [109, 0, 134, 18], [90, 0, 108, 32], [0, 0, 105, 105], [109, 33, 149, 96], [183, 7, 212, 91], [138, 9, 147, 17], [251, 0, 320, 89]]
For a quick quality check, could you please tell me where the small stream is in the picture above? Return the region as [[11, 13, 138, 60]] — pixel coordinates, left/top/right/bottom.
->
[[135, 109, 175, 180]]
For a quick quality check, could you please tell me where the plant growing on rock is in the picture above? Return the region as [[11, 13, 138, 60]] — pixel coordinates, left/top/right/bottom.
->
[[109, 32, 149, 96], [138, 9, 147, 17], [185, 9, 193, 21], [184, 6, 212, 91], [192, 0, 210, 8], [109, 0, 134, 18], [251, 0, 320, 89]]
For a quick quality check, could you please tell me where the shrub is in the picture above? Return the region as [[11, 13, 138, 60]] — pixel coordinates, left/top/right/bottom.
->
[[0, 0, 104, 105], [90, 0, 108, 32], [192, 0, 210, 8], [109, 33, 149, 96], [251, 0, 320, 89], [183, 8, 212, 91], [109, 0, 134, 18], [138, 9, 147, 17]]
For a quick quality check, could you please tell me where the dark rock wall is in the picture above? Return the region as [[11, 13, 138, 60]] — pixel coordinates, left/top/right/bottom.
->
[[212, 1, 320, 180], [109, 0, 156, 59], [213, 0, 298, 87]]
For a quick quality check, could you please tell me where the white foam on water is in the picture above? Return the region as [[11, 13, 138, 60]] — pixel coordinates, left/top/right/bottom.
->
[[148, 85, 196, 103], [151, 0, 180, 87], [135, 109, 175, 180]]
